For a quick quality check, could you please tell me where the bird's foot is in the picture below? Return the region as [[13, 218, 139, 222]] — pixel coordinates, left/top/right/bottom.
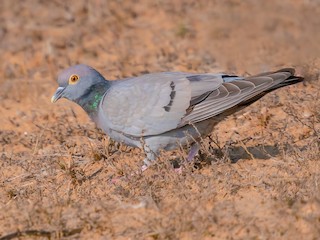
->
[[170, 143, 201, 173], [173, 166, 183, 174]]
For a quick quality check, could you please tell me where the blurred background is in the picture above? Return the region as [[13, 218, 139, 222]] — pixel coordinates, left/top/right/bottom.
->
[[1, 0, 319, 131], [0, 0, 319, 239], [1, 0, 319, 116]]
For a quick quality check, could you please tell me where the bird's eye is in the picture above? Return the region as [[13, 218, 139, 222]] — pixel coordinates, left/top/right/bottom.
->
[[69, 74, 80, 85]]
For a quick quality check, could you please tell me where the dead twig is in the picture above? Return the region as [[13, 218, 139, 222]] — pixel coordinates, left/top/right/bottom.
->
[[0, 228, 83, 240]]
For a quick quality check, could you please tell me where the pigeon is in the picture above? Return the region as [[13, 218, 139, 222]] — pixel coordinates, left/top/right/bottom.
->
[[51, 65, 303, 168]]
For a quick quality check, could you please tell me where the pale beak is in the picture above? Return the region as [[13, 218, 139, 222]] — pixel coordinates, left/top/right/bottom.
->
[[51, 87, 65, 103]]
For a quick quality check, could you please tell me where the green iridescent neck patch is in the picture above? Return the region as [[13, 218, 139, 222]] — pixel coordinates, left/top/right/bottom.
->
[[90, 93, 103, 110]]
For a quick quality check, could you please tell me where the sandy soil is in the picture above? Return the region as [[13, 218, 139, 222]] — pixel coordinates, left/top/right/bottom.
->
[[0, 0, 320, 239]]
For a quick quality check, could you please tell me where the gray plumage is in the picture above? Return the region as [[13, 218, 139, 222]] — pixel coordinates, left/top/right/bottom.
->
[[51, 65, 303, 167]]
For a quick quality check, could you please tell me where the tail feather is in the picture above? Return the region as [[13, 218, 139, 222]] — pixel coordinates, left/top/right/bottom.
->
[[238, 68, 304, 106], [264, 75, 304, 93]]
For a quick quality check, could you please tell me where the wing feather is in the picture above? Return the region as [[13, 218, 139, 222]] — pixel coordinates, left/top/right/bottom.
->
[[180, 72, 292, 125]]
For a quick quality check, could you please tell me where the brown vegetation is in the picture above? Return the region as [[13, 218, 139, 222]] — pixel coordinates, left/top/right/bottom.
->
[[0, 0, 319, 239]]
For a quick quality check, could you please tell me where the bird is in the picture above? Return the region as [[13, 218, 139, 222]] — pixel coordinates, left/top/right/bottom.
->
[[51, 65, 303, 169]]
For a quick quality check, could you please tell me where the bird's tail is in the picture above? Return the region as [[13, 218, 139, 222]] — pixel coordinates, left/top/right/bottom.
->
[[257, 68, 304, 92], [238, 68, 304, 106]]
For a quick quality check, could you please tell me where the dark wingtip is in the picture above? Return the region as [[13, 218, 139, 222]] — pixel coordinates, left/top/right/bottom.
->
[[276, 68, 305, 84], [265, 75, 304, 93], [276, 68, 305, 81]]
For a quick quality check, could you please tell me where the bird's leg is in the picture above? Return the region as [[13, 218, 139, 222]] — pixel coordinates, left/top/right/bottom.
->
[[187, 142, 200, 161], [141, 146, 157, 172], [110, 149, 155, 184], [173, 142, 200, 174]]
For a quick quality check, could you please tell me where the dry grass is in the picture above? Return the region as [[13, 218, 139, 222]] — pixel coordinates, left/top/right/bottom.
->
[[0, 0, 320, 239]]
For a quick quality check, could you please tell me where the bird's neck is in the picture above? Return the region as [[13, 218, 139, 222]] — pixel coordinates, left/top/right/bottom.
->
[[75, 81, 110, 120]]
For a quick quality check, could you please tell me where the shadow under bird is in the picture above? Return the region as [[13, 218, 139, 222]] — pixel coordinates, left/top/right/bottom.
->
[[51, 65, 303, 169]]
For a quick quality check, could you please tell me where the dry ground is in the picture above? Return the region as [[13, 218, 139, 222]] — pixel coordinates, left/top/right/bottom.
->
[[0, 0, 320, 239]]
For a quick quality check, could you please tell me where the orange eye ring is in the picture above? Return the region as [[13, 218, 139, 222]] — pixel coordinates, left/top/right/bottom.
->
[[69, 74, 80, 85]]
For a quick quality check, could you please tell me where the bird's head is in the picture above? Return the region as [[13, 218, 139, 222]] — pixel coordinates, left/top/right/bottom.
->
[[51, 64, 106, 103]]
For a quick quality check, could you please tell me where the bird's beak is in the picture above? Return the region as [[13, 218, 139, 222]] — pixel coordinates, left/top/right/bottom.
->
[[51, 87, 65, 103]]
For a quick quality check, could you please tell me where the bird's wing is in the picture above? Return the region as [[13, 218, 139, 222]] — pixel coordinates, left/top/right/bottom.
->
[[99, 72, 223, 137], [180, 70, 293, 125]]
